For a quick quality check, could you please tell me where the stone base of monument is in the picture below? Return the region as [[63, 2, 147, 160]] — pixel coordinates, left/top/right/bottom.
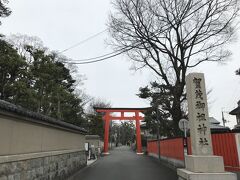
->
[[177, 169, 237, 180], [177, 155, 237, 180], [185, 155, 225, 172]]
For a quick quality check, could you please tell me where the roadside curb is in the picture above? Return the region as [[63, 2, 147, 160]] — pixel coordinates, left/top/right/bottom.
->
[[68, 158, 99, 180], [87, 158, 98, 166]]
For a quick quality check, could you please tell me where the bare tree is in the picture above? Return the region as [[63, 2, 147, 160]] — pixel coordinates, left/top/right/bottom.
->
[[6, 34, 45, 63], [108, 0, 239, 132], [86, 98, 111, 115]]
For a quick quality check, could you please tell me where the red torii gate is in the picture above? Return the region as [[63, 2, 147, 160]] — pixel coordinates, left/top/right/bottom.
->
[[94, 107, 150, 155]]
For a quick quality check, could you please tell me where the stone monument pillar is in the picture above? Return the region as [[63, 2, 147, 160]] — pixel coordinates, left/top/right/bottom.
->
[[177, 73, 237, 180]]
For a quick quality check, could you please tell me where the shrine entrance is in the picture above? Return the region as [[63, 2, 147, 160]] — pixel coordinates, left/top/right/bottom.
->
[[94, 107, 150, 155]]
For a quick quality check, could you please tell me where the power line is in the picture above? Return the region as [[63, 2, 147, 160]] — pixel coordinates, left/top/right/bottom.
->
[[60, 29, 108, 53], [62, 46, 133, 65], [60, 29, 161, 65], [63, 46, 128, 62], [60, 30, 160, 65], [62, 40, 150, 65]]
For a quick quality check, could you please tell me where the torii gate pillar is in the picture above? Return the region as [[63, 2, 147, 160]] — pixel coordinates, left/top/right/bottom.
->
[[135, 111, 143, 154], [103, 112, 110, 155]]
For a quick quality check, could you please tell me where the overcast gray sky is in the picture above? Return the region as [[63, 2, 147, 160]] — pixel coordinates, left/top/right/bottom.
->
[[1, 0, 240, 128]]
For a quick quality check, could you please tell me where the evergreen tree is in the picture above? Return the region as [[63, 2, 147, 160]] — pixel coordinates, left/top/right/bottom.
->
[[0, 37, 86, 126], [0, 0, 11, 25], [0, 38, 28, 102], [24, 46, 85, 124], [138, 81, 186, 137]]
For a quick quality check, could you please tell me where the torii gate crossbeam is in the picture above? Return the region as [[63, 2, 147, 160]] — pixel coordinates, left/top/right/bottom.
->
[[94, 107, 150, 155]]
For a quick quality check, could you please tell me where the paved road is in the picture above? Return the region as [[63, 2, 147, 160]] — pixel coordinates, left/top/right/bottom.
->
[[70, 146, 178, 180]]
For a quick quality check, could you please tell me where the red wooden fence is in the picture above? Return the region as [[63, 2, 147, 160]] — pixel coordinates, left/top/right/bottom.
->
[[147, 137, 184, 160], [147, 133, 240, 171], [147, 140, 158, 155]]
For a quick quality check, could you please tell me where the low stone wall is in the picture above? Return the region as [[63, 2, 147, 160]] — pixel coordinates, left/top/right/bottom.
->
[[0, 150, 86, 180], [148, 152, 185, 169]]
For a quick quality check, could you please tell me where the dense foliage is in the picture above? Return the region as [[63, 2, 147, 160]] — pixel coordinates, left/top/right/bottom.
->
[[0, 0, 11, 25], [0, 37, 85, 126], [111, 121, 135, 146], [138, 81, 186, 137]]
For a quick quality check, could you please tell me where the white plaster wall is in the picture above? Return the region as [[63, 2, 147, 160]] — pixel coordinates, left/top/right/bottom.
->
[[0, 114, 85, 155]]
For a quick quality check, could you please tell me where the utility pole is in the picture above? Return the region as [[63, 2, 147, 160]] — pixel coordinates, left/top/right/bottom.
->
[[222, 111, 226, 127], [221, 108, 229, 127]]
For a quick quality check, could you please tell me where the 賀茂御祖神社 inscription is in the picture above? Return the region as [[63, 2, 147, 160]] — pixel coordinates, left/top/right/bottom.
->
[[193, 77, 209, 148], [186, 73, 213, 155]]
